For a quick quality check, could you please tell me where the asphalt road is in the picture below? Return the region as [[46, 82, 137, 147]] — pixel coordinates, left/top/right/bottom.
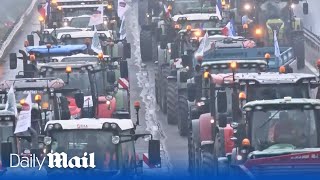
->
[[0, 0, 319, 178]]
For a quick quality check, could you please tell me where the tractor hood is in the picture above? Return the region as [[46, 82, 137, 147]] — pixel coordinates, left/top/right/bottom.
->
[[242, 144, 320, 178], [248, 144, 320, 158]]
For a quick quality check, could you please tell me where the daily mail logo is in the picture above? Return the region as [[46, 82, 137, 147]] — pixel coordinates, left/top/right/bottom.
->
[[10, 152, 95, 170]]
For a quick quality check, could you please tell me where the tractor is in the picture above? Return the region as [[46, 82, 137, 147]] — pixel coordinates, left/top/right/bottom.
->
[[222, 98, 320, 178], [231, 0, 309, 69], [187, 67, 319, 176]]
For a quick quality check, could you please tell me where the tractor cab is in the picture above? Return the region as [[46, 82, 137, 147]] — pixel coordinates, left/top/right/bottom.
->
[[38, 61, 130, 119], [42, 118, 161, 176], [227, 98, 320, 178], [9, 44, 88, 76], [57, 31, 131, 59], [53, 53, 129, 82], [63, 15, 112, 31], [206, 71, 317, 124], [0, 78, 74, 126], [58, 3, 116, 25]]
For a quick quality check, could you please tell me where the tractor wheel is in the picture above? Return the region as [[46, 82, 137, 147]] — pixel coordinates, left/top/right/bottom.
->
[[178, 92, 189, 136], [140, 29, 153, 62], [138, 0, 148, 26], [167, 78, 178, 124], [160, 67, 169, 113], [188, 129, 195, 176], [292, 34, 305, 70], [155, 74, 160, 105], [200, 151, 217, 177]]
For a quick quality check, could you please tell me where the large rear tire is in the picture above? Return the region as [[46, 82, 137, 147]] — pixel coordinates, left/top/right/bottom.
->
[[160, 67, 169, 113], [167, 78, 178, 124], [200, 151, 217, 177], [140, 29, 153, 62], [178, 92, 189, 136], [155, 74, 160, 105], [292, 33, 305, 70]]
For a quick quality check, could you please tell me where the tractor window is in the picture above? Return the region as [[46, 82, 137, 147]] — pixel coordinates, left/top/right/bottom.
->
[[0, 125, 14, 161], [50, 130, 118, 170], [247, 84, 309, 101], [69, 16, 91, 28], [63, 8, 96, 17], [119, 130, 135, 171], [179, 20, 220, 29], [61, 37, 91, 45], [251, 108, 318, 150], [15, 90, 50, 105]]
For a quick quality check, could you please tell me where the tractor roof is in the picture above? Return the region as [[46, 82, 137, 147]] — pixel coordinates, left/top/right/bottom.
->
[[60, 4, 107, 9], [26, 45, 87, 55], [57, 0, 101, 2], [0, 78, 65, 90], [202, 60, 267, 68], [44, 27, 85, 34], [172, 13, 218, 21], [38, 61, 97, 69], [211, 72, 316, 85], [57, 30, 112, 39], [54, 53, 110, 62], [44, 118, 134, 131], [243, 98, 320, 109]]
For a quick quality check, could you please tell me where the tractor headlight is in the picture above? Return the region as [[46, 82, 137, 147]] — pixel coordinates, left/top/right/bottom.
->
[[44, 136, 52, 145], [112, 136, 120, 144]]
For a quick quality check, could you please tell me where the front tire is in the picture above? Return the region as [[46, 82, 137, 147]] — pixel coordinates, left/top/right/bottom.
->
[[178, 92, 189, 136], [167, 78, 178, 124]]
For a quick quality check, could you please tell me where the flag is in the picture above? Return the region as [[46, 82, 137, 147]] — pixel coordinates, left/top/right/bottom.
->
[[45, 0, 50, 16], [38, 6, 46, 18], [274, 30, 281, 58], [216, 0, 222, 20], [5, 86, 17, 117], [222, 19, 235, 37], [14, 92, 32, 134], [163, 4, 172, 19], [194, 32, 210, 58], [88, 5, 104, 26], [119, 16, 126, 40], [91, 30, 103, 54], [118, 0, 130, 20]]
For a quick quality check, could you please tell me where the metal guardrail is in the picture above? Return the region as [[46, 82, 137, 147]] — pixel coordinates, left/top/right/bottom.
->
[[304, 27, 320, 53]]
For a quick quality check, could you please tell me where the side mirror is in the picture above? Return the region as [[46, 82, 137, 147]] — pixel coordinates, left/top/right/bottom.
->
[[217, 91, 227, 113], [148, 140, 161, 167], [107, 71, 116, 84], [120, 60, 129, 79], [123, 42, 131, 59], [1, 142, 13, 168], [160, 35, 167, 49], [9, 53, 17, 69], [74, 92, 84, 108], [187, 82, 196, 102], [27, 34, 35, 46], [303, 2, 308, 15], [218, 113, 227, 128]]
